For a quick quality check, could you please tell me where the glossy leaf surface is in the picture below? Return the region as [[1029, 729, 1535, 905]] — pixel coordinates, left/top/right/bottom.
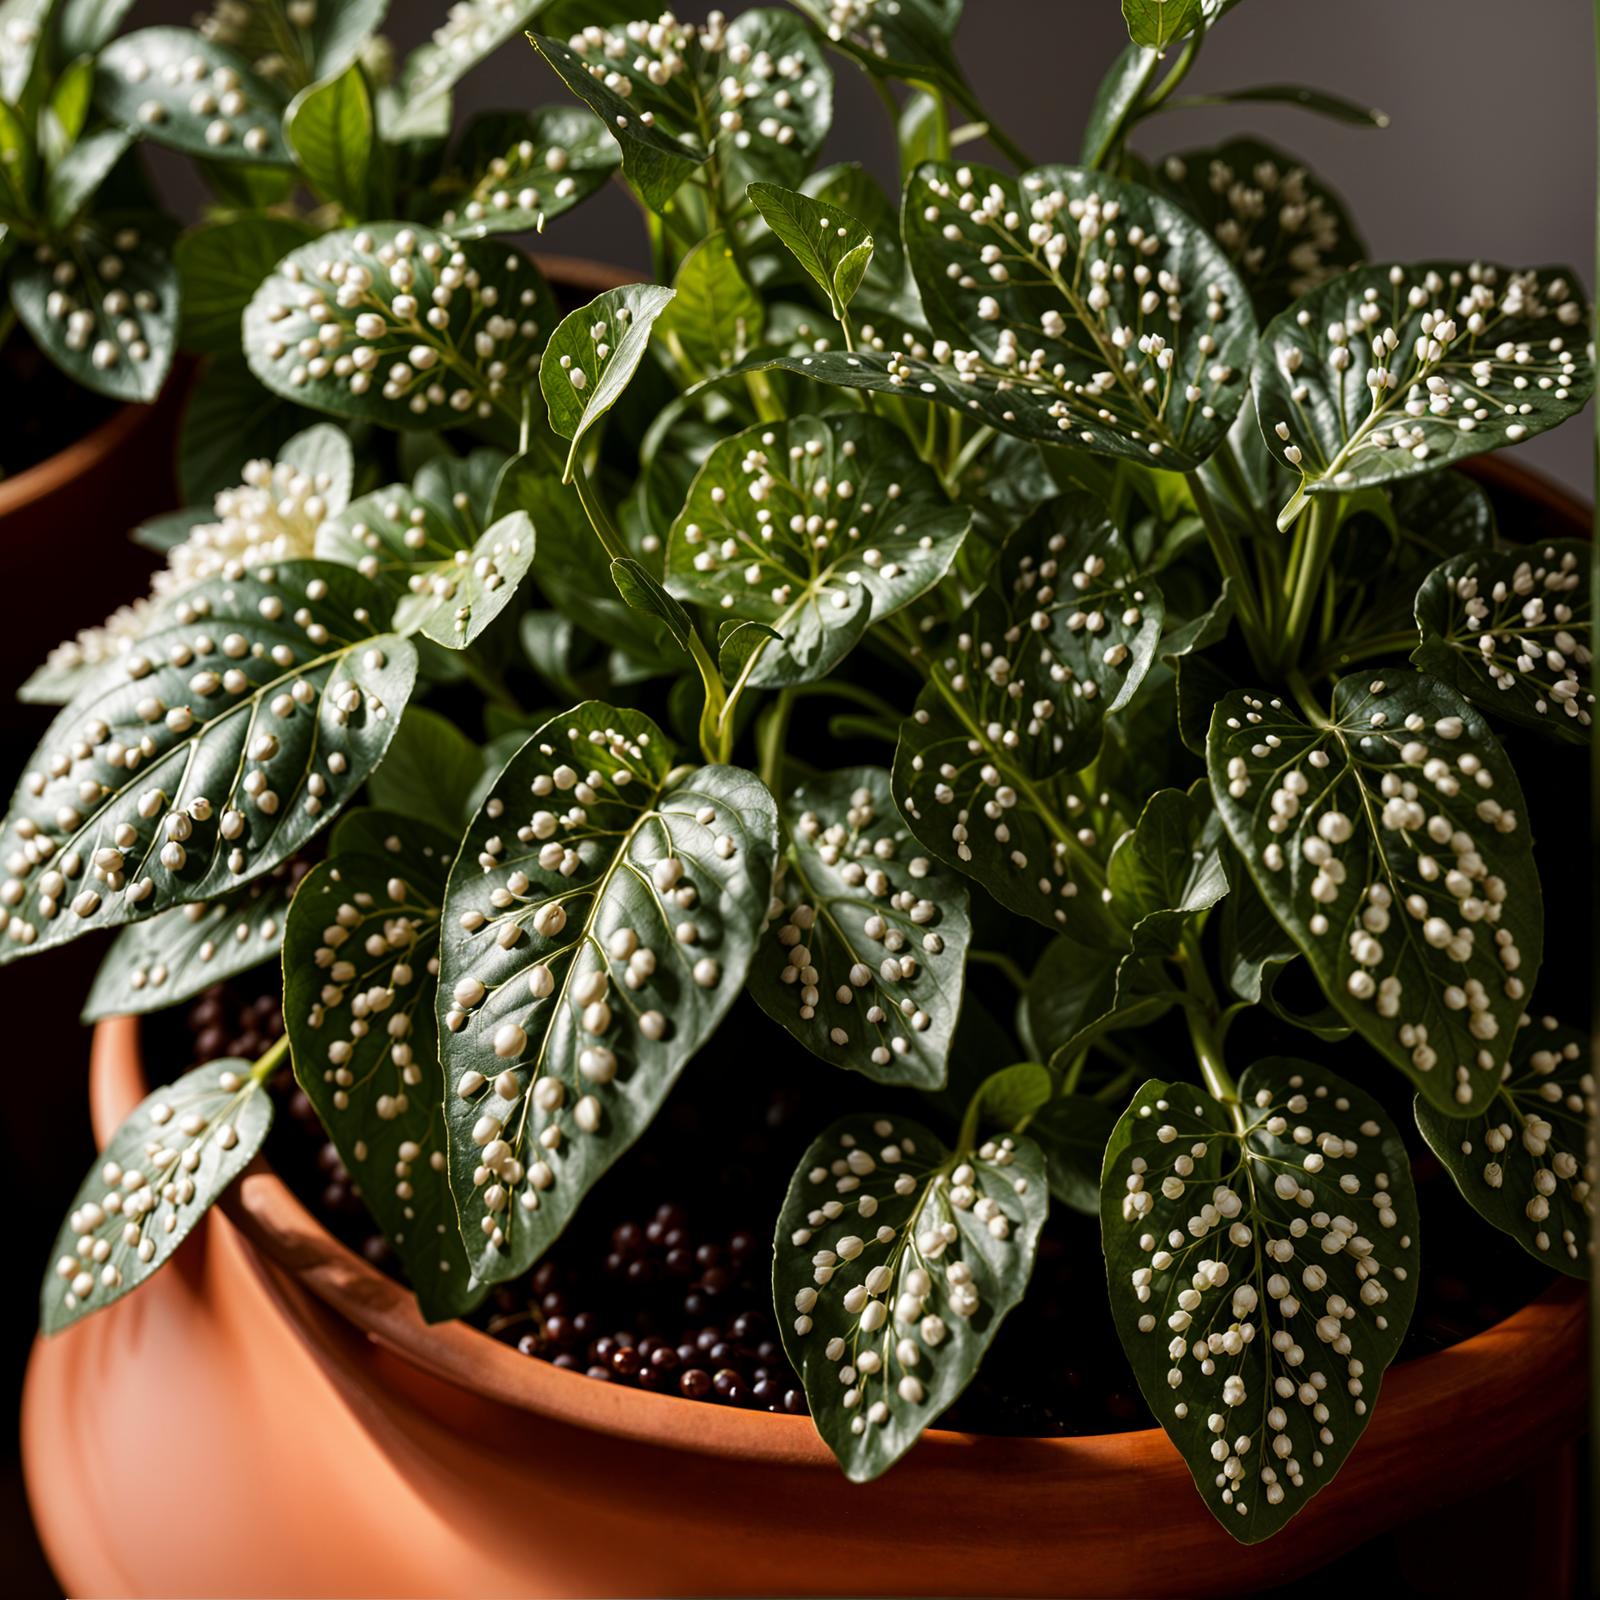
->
[[174, 216, 318, 356], [747, 181, 872, 321], [1106, 785, 1230, 956], [1027, 1093, 1118, 1214]]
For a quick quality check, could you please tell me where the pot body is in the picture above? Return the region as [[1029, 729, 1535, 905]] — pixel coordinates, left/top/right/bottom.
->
[[22, 1017, 1586, 1599]]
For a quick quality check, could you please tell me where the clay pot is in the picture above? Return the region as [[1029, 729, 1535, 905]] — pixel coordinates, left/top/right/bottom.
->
[[22, 1015, 1585, 1599]]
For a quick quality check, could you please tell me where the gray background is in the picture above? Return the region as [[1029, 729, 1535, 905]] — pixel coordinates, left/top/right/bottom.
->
[[138, 0, 1597, 495]]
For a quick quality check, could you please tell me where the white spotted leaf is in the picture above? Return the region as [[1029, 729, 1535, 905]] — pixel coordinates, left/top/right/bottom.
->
[[1102, 1059, 1420, 1543], [318, 452, 535, 649], [1106, 784, 1230, 957], [243, 224, 559, 447], [538, 283, 676, 476], [890, 503, 1163, 929], [746, 182, 873, 323], [0, 562, 416, 964], [11, 216, 179, 403], [665, 414, 970, 688], [898, 160, 1258, 468], [1252, 261, 1594, 527], [1207, 673, 1543, 1116], [81, 862, 300, 1022], [1411, 538, 1590, 745], [40, 1058, 273, 1333], [748, 767, 971, 1089], [430, 106, 619, 240], [1415, 1017, 1592, 1281], [774, 1113, 1047, 1483], [787, 0, 962, 81], [94, 28, 292, 164], [283, 811, 488, 1321], [437, 703, 778, 1283], [393, 0, 550, 136], [1153, 138, 1365, 325]]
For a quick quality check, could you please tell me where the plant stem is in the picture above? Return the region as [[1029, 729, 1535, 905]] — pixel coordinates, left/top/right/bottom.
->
[[1185, 470, 1270, 675], [250, 1033, 291, 1084], [1278, 492, 1341, 673], [757, 687, 794, 793], [942, 422, 995, 496], [1174, 930, 1241, 1117], [967, 947, 1029, 992], [1284, 668, 1331, 729], [1310, 628, 1420, 679]]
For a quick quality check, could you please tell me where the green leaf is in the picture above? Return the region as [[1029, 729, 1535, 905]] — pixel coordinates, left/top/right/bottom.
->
[[40, 1058, 273, 1333], [1207, 672, 1542, 1116], [790, 0, 963, 77], [897, 86, 947, 180], [244, 223, 559, 446], [12, 215, 178, 401], [666, 413, 970, 688], [309, 0, 390, 80], [717, 617, 780, 685], [1020, 933, 1119, 1063], [1153, 139, 1366, 325], [610, 557, 692, 651], [45, 126, 133, 229], [538, 282, 675, 474], [531, 10, 830, 211], [430, 105, 618, 240], [174, 216, 318, 356], [1189, 84, 1390, 129], [1050, 950, 1193, 1065], [81, 860, 301, 1022], [197, 155, 297, 210], [1026, 1093, 1118, 1214], [1121, 0, 1203, 54], [1253, 261, 1594, 522], [1102, 1058, 1420, 1543], [1106, 785, 1230, 956], [394, 0, 548, 135], [747, 181, 873, 323], [802, 163, 911, 310], [437, 704, 778, 1283], [284, 815, 488, 1321], [891, 502, 1165, 928], [1081, 42, 1160, 168], [1176, 649, 1235, 757], [655, 229, 764, 378], [365, 705, 489, 836], [0, 94, 37, 217], [179, 353, 322, 504], [285, 61, 376, 218], [1411, 538, 1590, 744], [95, 28, 292, 165], [748, 767, 971, 1088], [1415, 1016, 1591, 1280], [773, 1112, 1047, 1482], [0, 562, 416, 963], [897, 159, 1259, 468], [59, 0, 140, 58], [131, 507, 213, 556], [0, 0, 50, 104], [1160, 578, 1235, 668], [967, 1061, 1052, 1131]]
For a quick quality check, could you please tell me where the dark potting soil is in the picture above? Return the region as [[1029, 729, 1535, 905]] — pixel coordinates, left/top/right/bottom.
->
[[153, 975, 1562, 1442], [0, 326, 119, 479]]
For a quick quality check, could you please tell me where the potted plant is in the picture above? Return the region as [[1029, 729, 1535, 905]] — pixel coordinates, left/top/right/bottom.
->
[[18, 0, 1592, 1591]]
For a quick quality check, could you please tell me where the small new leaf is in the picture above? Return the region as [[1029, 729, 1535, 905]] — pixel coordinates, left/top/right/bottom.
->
[[285, 61, 377, 218], [747, 182, 873, 323], [748, 767, 971, 1088], [656, 231, 764, 377], [1207, 673, 1542, 1115], [610, 558, 692, 652], [437, 704, 777, 1284], [1415, 1016, 1592, 1280], [717, 618, 781, 686], [1121, 0, 1203, 54], [1106, 786, 1230, 956], [1411, 538, 1590, 744], [40, 1058, 272, 1333], [1102, 1059, 1420, 1542], [1026, 1094, 1118, 1214], [775, 1113, 1046, 1482]]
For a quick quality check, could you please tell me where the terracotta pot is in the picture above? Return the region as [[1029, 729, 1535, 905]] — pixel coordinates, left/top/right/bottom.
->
[[21, 1016, 1585, 1599]]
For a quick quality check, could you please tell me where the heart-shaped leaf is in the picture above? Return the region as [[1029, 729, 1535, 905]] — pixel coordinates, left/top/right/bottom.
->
[[244, 223, 559, 445], [891, 502, 1164, 928], [1153, 139, 1365, 324], [747, 181, 873, 322], [285, 61, 377, 218], [431, 106, 619, 239], [665, 414, 970, 688], [1415, 1015, 1592, 1279], [1253, 261, 1594, 523], [436, 703, 778, 1283], [655, 230, 765, 378], [897, 159, 1258, 468], [1121, 0, 1203, 52], [1107, 785, 1230, 956], [284, 812, 488, 1320], [1411, 538, 1590, 743], [12, 214, 178, 402], [774, 1112, 1047, 1482], [95, 28, 292, 164], [81, 860, 301, 1022], [0, 561, 416, 963], [1103, 1058, 1420, 1542], [40, 1057, 273, 1333], [748, 767, 971, 1088], [1027, 1093, 1119, 1214], [318, 452, 535, 648], [174, 216, 319, 356], [1207, 672, 1542, 1116], [531, 10, 830, 213], [539, 282, 676, 475]]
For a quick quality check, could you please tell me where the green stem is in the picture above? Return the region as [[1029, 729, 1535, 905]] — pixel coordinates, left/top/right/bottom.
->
[[1134, 18, 1206, 115], [1278, 492, 1341, 674], [1284, 668, 1331, 728], [1174, 931, 1240, 1115], [251, 1032, 291, 1085], [967, 947, 1029, 992], [757, 687, 795, 793], [570, 462, 628, 561], [944, 78, 1033, 171], [1310, 629, 1420, 679], [942, 422, 995, 496], [827, 713, 897, 745], [1185, 470, 1270, 674]]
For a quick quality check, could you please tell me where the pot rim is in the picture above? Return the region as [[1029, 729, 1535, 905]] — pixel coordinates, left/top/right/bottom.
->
[[0, 388, 156, 520], [91, 1015, 1588, 1478]]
